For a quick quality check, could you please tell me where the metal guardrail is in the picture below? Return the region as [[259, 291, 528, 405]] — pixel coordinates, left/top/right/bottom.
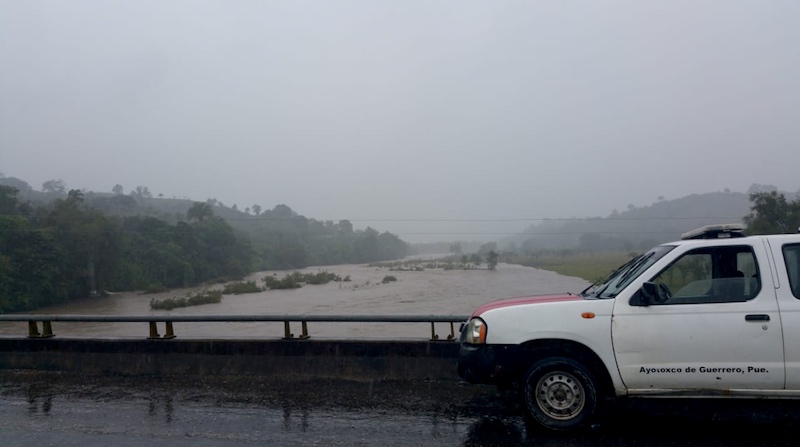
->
[[0, 314, 470, 341]]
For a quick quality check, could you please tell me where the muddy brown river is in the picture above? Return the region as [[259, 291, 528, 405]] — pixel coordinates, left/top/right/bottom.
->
[[0, 262, 589, 340]]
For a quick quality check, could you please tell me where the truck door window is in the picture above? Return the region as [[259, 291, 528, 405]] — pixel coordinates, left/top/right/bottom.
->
[[648, 245, 760, 305], [782, 244, 800, 299]]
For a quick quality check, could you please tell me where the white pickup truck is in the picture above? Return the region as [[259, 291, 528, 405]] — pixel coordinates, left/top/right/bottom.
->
[[457, 224, 800, 430]]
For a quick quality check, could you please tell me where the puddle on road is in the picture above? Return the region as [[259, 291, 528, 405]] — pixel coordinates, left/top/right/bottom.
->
[[2, 372, 800, 447]]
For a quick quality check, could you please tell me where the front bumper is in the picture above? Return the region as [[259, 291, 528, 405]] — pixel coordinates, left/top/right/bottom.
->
[[457, 342, 522, 385]]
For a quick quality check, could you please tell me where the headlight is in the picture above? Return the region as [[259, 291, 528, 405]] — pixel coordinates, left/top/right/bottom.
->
[[465, 317, 487, 344]]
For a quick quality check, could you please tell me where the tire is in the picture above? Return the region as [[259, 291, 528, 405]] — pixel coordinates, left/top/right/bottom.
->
[[522, 357, 599, 431]]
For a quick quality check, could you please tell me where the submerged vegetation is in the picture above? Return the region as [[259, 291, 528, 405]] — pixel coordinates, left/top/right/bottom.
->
[[221, 281, 263, 294], [4, 175, 794, 313], [149, 290, 223, 310], [0, 180, 408, 313], [381, 275, 397, 284], [263, 271, 344, 290]]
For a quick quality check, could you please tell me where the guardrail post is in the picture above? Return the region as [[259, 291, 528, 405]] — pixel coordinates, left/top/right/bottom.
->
[[299, 321, 310, 340], [41, 321, 55, 338], [148, 322, 161, 339], [283, 321, 294, 339], [164, 321, 176, 339], [430, 322, 439, 341], [447, 322, 455, 341], [27, 321, 41, 338]]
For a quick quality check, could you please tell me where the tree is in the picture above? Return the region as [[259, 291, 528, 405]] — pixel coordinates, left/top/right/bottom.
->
[[339, 220, 353, 234], [470, 253, 483, 265], [478, 242, 498, 256], [252, 204, 261, 216], [112, 184, 124, 195], [0, 176, 31, 193], [0, 186, 19, 215], [67, 189, 84, 204], [186, 202, 215, 223], [747, 184, 778, 195], [272, 204, 295, 219], [133, 185, 152, 198], [744, 191, 800, 234], [486, 251, 499, 270], [450, 242, 462, 255], [42, 179, 66, 194]]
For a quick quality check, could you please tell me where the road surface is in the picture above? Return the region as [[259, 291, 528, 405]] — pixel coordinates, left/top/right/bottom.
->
[[1, 371, 799, 446]]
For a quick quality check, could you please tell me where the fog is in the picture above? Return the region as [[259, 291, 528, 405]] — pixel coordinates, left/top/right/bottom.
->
[[2, 1, 799, 242]]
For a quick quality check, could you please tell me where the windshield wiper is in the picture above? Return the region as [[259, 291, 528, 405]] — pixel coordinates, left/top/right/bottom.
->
[[606, 253, 654, 298], [581, 254, 642, 297]]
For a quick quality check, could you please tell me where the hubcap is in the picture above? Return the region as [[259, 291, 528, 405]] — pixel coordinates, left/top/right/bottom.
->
[[532, 371, 585, 420]]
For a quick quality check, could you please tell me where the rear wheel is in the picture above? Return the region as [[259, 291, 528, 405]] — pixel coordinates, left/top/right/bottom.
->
[[523, 357, 599, 431]]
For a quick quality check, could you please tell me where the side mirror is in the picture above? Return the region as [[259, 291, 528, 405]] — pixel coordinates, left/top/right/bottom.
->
[[631, 290, 649, 307], [631, 282, 661, 306], [631, 282, 669, 306]]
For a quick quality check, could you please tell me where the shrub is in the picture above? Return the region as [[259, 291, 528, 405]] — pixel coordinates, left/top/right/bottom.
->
[[264, 274, 302, 290], [381, 275, 397, 284], [222, 281, 262, 295], [304, 271, 342, 285], [263, 271, 344, 289], [149, 290, 223, 310]]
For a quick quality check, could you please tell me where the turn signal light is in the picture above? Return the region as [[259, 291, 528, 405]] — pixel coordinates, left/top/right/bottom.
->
[[581, 312, 595, 319]]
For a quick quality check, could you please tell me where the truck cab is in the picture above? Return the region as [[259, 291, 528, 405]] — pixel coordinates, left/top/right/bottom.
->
[[457, 224, 800, 430]]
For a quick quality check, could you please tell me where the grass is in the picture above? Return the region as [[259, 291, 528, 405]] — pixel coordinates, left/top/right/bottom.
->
[[516, 252, 638, 283]]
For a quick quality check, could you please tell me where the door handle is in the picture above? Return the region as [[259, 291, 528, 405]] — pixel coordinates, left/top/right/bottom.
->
[[745, 314, 770, 322]]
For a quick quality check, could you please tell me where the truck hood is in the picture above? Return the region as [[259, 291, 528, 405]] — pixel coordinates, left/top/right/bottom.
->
[[471, 293, 582, 317]]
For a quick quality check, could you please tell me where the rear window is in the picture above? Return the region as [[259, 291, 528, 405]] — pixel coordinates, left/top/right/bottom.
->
[[783, 244, 800, 299]]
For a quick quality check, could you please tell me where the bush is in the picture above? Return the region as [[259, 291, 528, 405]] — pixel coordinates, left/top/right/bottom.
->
[[263, 271, 344, 289], [304, 271, 342, 285], [149, 290, 223, 310], [381, 275, 397, 284], [264, 274, 302, 290], [222, 281, 262, 295]]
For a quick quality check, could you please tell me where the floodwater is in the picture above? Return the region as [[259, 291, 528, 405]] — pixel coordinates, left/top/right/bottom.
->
[[0, 262, 589, 340]]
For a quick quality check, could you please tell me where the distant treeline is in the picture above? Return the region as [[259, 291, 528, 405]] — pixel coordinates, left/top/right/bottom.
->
[[0, 185, 408, 313]]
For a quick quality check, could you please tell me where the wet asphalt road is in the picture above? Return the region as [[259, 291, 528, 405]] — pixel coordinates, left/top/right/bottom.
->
[[2, 371, 800, 447]]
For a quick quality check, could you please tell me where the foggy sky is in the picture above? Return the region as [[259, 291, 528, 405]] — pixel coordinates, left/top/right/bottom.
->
[[1, 1, 799, 242]]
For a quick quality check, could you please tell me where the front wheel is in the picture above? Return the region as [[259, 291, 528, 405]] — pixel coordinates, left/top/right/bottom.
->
[[523, 357, 599, 431]]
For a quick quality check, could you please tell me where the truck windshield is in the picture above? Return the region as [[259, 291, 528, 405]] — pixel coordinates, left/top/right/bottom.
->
[[585, 245, 675, 299]]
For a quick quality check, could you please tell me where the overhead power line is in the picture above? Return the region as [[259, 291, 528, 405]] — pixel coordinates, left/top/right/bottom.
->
[[0, 215, 746, 222], [0, 229, 704, 236]]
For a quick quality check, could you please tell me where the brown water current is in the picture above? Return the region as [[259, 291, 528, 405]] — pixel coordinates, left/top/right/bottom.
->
[[0, 262, 589, 340]]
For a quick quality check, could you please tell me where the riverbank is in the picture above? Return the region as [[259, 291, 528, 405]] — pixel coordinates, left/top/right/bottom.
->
[[0, 263, 589, 339], [510, 252, 636, 283]]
